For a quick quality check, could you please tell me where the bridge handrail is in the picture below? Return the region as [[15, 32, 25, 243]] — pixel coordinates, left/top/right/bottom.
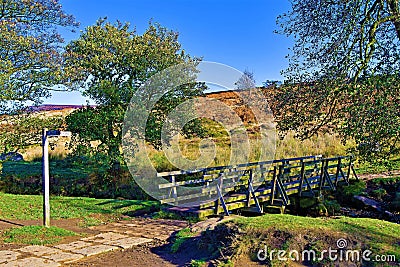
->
[[157, 155, 355, 192], [157, 154, 323, 178]]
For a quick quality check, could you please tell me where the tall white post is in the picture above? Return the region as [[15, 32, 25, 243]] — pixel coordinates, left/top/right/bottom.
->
[[42, 128, 50, 227]]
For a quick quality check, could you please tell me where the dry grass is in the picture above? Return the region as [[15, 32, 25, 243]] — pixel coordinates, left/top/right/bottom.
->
[[275, 131, 355, 159], [147, 130, 354, 171], [22, 139, 71, 161], [16, 106, 354, 170]]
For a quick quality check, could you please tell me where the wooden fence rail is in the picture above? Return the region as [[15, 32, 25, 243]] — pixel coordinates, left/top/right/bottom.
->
[[157, 155, 358, 218]]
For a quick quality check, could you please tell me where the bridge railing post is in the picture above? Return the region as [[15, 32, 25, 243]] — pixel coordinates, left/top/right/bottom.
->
[[170, 175, 177, 204], [318, 160, 325, 197], [347, 156, 352, 181], [246, 170, 252, 207], [276, 165, 290, 206], [334, 157, 342, 186], [324, 158, 336, 190], [298, 161, 305, 197], [270, 166, 278, 205], [349, 156, 359, 181], [246, 169, 262, 212], [218, 174, 230, 216]]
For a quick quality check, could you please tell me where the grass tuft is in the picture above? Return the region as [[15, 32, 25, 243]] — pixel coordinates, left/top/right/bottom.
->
[[1, 225, 76, 245], [171, 228, 194, 253]]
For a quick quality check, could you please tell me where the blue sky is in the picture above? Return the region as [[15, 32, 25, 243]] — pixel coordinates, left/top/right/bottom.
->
[[45, 0, 293, 104]]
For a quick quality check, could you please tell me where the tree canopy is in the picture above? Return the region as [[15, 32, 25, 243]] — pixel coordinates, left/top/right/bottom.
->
[[278, 0, 400, 81], [0, 0, 78, 112], [274, 0, 400, 162], [63, 19, 205, 164], [235, 69, 256, 90]]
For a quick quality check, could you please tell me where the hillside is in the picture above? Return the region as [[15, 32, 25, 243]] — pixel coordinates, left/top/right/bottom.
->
[[29, 89, 263, 122]]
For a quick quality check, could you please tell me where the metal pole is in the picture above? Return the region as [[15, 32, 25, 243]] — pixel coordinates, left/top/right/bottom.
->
[[42, 128, 50, 227]]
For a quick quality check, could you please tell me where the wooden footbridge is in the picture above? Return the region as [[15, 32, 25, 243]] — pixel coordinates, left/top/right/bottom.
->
[[157, 155, 358, 218]]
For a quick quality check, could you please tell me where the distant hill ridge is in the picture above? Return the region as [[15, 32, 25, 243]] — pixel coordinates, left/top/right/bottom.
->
[[28, 88, 268, 115], [27, 104, 93, 112]]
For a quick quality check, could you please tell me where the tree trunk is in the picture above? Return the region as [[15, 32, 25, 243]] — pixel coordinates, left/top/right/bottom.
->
[[386, 0, 400, 40], [107, 120, 121, 173]]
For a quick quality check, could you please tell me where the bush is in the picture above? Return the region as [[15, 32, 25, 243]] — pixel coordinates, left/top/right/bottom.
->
[[336, 180, 366, 204], [371, 188, 387, 201], [389, 192, 400, 212], [324, 199, 341, 215]]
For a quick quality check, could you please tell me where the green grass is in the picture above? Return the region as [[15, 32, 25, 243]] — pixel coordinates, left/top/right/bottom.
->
[[371, 176, 400, 185], [355, 157, 400, 174], [1, 160, 91, 180], [234, 214, 400, 262], [171, 227, 194, 253], [152, 210, 201, 223], [0, 192, 159, 220], [190, 259, 207, 267], [1, 225, 76, 245]]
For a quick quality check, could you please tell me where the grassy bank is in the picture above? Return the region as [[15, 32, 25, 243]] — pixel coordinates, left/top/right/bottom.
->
[[206, 214, 400, 266], [0, 192, 159, 220], [0, 193, 160, 245]]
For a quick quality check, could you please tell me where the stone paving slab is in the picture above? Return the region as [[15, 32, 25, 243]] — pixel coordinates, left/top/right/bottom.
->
[[81, 232, 128, 243], [0, 218, 188, 266], [70, 244, 119, 257], [103, 237, 153, 249], [0, 257, 60, 267], [153, 234, 172, 241], [0, 251, 21, 264], [54, 241, 92, 251], [17, 246, 62, 257], [42, 251, 84, 263]]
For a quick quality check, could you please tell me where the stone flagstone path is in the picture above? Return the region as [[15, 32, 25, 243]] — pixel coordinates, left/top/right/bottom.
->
[[0, 218, 188, 267]]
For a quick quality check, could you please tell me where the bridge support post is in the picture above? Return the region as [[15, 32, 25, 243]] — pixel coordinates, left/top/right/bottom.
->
[[334, 157, 342, 187], [246, 170, 262, 213], [298, 161, 305, 197], [214, 175, 229, 216], [346, 156, 353, 181], [318, 160, 325, 198], [246, 170, 251, 207], [348, 156, 359, 181], [270, 166, 277, 205]]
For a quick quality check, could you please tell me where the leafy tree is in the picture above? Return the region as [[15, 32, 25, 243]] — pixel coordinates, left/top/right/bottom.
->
[[274, 0, 400, 162], [63, 19, 205, 165], [0, 113, 65, 154], [235, 69, 256, 90], [0, 0, 78, 112], [65, 104, 125, 163]]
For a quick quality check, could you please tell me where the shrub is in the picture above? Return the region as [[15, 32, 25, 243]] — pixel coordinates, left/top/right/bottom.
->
[[371, 188, 387, 201], [336, 180, 366, 204], [389, 192, 400, 212], [324, 199, 341, 215]]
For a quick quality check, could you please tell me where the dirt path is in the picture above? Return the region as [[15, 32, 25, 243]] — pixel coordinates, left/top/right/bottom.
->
[[65, 218, 201, 267], [67, 217, 240, 267], [358, 169, 400, 180], [66, 241, 178, 267]]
